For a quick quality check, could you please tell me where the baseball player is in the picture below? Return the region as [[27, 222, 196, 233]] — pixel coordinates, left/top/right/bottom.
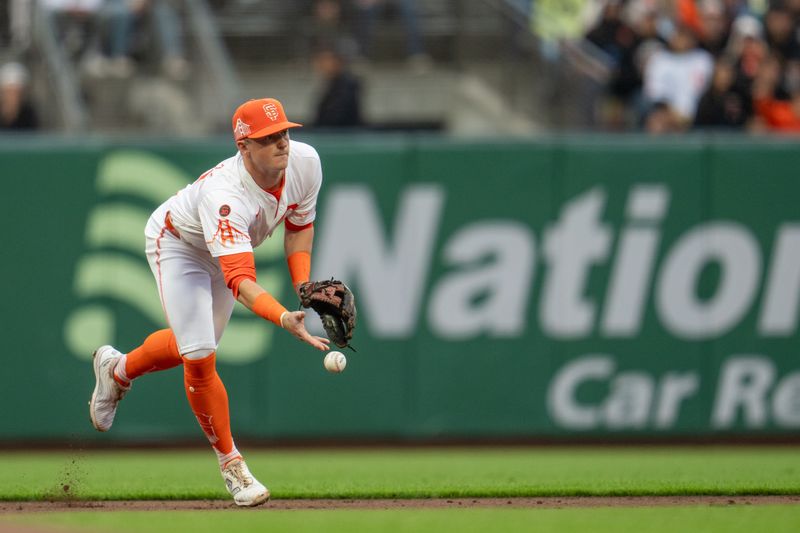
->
[[89, 97, 329, 507]]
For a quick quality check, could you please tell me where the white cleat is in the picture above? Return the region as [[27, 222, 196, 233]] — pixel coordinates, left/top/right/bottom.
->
[[221, 458, 270, 507], [89, 345, 130, 432]]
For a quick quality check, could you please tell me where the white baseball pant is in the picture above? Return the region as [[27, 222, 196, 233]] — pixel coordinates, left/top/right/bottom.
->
[[144, 205, 235, 359]]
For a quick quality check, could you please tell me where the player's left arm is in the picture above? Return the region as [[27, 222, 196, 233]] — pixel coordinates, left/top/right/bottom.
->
[[218, 250, 328, 351], [284, 225, 314, 296], [236, 274, 329, 351]]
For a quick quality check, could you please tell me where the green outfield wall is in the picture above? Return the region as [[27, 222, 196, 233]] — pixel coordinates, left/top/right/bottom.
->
[[2, 135, 799, 441]]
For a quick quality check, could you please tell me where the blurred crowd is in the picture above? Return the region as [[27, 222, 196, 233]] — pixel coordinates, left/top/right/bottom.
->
[[1, 1, 189, 78], [35, 0, 188, 79], [1, 0, 192, 133], [306, 0, 431, 68], [584, 0, 800, 133], [2, 0, 432, 133], [7, 0, 800, 135]]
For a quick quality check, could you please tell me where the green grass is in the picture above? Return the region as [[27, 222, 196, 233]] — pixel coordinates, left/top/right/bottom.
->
[[1, 447, 799, 500], [6, 506, 800, 533]]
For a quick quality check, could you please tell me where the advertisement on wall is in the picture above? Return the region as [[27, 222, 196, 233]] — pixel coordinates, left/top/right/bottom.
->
[[2, 138, 798, 439]]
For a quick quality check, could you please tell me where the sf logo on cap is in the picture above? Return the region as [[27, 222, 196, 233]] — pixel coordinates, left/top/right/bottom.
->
[[263, 103, 279, 121]]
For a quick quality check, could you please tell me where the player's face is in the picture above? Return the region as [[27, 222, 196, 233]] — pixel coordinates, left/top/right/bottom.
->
[[246, 130, 290, 174]]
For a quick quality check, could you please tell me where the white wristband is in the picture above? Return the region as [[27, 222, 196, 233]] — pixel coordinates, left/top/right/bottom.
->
[[279, 311, 289, 328]]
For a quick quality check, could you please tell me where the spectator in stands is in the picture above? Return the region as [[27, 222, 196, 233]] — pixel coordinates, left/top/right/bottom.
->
[[8, 0, 34, 51], [586, 1, 637, 69], [352, 0, 431, 71], [44, 0, 189, 80], [644, 100, 685, 133], [40, 0, 104, 64], [144, 0, 190, 80], [783, 0, 800, 20], [311, 39, 363, 128], [0, 61, 39, 130], [726, 14, 767, 105], [643, 23, 714, 130], [41, 0, 135, 77], [96, 0, 189, 79], [308, 0, 350, 49], [90, 0, 142, 78], [752, 53, 800, 132], [586, 1, 650, 128], [533, 0, 597, 49], [763, 3, 800, 62], [675, 0, 704, 37], [695, 0, 732, 56], [694, 57, 750, 128], [626, 2, 665, 45]]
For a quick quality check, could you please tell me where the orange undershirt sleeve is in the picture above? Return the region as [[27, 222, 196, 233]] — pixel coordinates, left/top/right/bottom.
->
[[219, 252, 287, 326], [218, 252, 257, 299], [252, 293, 288, 327], [287, 251, 311, 287]]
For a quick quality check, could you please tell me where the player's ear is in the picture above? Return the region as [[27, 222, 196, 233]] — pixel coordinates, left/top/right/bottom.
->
[[235, 139, 249, 156]]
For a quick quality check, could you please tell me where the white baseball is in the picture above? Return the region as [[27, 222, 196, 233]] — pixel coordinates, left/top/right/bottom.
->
[[323, 351, 347, 373]]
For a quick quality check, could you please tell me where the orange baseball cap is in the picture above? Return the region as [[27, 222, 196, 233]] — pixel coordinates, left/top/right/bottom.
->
[[231, 98, 302, 141]]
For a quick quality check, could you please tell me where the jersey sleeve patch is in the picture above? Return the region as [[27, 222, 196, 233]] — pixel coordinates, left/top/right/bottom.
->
[[207, 219, 251, 248], [199, 192, 253, 257]]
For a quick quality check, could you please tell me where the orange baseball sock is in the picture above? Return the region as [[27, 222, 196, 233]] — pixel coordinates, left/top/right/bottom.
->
[[183, 354, 240, 467], [115, 329, 183, 386]]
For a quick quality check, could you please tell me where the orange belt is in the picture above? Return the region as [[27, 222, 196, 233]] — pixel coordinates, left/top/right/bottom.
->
[[165, 211, 181, 239]]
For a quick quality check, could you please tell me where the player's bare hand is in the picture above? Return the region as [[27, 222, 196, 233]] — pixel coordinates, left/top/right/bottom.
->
[[280, 311, 330, 351]]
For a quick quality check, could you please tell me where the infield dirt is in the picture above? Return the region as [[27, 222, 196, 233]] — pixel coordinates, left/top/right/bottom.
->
[[2, 496, 799, 513]]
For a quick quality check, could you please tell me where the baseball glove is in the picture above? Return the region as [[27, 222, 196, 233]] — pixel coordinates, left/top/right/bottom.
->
[[298, 278, 357, 350]]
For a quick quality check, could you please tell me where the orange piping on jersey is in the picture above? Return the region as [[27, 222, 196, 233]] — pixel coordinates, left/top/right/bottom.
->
[[194, 162, 225, 183], [287, 251, 311, 287], [252, 292, 288, 327], [154, 226, 170, 324], [285, 220, 313, 232], [281, 203, 305, 229], [218, 252, 257, 298], [164, 211, 180, 238]]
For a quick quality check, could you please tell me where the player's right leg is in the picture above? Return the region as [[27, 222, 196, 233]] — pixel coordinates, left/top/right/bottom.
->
[[88, 330, 183, 432], [89, 212, 187, 432]]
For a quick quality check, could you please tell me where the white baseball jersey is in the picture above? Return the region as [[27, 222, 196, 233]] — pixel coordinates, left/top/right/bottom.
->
[[163, 139, 322, 257], [142, 139, 322, 354], [644, 48, 714, 120]]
